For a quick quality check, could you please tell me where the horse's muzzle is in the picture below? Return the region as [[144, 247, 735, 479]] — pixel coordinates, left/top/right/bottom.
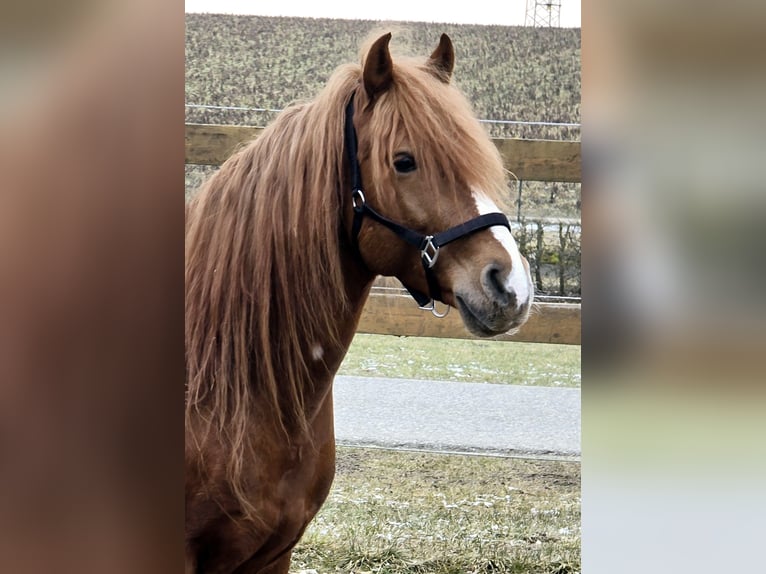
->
[[455, 261, 533, 337]]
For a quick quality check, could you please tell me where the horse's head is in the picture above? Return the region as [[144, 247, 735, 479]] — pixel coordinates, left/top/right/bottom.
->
[[346, 33, 533, 337]]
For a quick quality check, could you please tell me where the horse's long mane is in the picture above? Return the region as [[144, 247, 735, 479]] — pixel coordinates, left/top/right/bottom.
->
[[185, 35, 509, 520], [185, 64, 361, 509]]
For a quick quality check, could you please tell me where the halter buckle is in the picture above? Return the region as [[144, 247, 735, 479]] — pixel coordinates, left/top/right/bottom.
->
[[420, 235, 440, 268], [418, 299, 450, 318]]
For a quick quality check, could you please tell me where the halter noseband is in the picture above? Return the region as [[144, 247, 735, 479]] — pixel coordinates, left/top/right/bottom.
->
[[344, 94, 511, 317]]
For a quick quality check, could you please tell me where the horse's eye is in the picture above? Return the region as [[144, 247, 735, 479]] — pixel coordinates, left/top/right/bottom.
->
[[393, 153, 417, 173]]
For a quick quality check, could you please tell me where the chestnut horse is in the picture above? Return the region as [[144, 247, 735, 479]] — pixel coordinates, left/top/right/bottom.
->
[[185, 32, 533, 573]]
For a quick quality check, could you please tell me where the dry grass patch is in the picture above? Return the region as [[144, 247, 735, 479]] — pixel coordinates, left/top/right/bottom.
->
[[292, 447, 580, 574], [339, 334, 581, 388]]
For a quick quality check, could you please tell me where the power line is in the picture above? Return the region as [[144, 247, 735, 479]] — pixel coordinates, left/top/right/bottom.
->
[[480, 119, 579, 128], [184, 103, 580, 128], [185, 103, 283, 113]]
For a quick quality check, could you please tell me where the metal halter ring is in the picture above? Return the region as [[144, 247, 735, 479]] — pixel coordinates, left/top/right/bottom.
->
[[420, 235, 440, 268], [419, 299, 450, 318], [351, 189, 366, 211]]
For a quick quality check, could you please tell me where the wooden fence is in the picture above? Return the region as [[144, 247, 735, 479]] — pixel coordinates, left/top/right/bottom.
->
[[186, 123, 581, 345]]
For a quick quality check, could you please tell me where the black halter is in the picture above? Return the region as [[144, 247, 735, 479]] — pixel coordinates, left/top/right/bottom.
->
[[344, 95, 511, 316]]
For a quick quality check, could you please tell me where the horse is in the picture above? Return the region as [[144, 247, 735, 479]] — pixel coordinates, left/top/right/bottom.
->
[[185, 32, 534, 573]]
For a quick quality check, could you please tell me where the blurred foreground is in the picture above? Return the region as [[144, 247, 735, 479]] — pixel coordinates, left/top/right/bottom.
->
[[584, 2, 766, 572], [1, 2, 184, 572]]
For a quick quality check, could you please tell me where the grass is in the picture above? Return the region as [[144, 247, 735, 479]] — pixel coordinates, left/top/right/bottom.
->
[[338, 334, 581, 388], [292, 447, 580, 574]]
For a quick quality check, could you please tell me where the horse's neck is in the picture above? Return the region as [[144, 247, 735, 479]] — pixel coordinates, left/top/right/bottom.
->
[[292, 246, 374, 432], [323, 248, 376, 374]]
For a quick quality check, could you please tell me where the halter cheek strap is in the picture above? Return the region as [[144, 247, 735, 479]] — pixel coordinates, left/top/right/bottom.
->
[[344, 95, 511, 315]]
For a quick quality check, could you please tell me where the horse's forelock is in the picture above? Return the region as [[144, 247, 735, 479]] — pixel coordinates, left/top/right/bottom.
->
[[360, 52, 509, 212]]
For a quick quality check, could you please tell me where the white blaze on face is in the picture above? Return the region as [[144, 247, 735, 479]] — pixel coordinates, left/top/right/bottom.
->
[[311, 344, 324, 361], [472, 190, 532, 307]]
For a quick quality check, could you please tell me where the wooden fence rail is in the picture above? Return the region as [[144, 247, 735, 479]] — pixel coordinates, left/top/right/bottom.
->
[[185, 123, 581, 345], [185, 124, 581, 183], [359, 286, 580, 345]]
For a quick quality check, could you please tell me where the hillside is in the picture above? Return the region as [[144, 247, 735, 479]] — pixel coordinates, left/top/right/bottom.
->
[[185, 14, 580, 140]]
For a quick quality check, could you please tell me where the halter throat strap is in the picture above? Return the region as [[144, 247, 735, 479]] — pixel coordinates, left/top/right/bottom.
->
[[344, 94, 511, 313]]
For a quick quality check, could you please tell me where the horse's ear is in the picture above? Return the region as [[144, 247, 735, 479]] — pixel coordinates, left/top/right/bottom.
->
[[427, 33, 455, 83], [363, 33, 394, 99]]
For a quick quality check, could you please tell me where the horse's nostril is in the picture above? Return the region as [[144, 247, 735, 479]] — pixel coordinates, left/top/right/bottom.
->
[[488, 267, 504, 294], [482, 264, 516, 307]]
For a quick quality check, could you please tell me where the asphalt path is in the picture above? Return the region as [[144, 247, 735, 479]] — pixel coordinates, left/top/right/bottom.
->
[[333, 375, 580, 460]]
